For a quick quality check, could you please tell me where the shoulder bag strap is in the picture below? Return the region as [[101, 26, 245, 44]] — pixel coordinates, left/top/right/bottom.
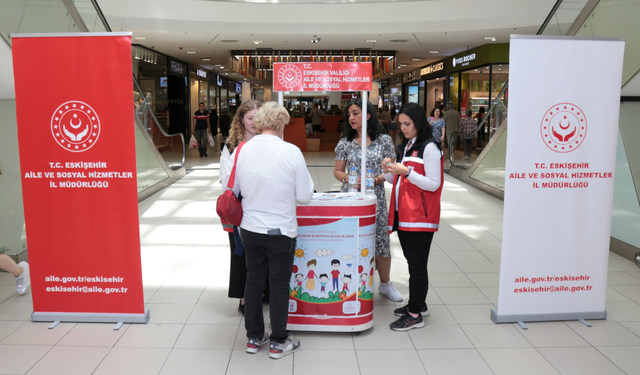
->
[[226, 141, 246, 190]]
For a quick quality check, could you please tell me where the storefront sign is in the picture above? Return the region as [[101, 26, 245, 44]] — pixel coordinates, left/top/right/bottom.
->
[[160, 77, 167, 87], [216, 74, 223, 86], [452, 53, 476, 68], [493, 35, 625, 324], [196, 68, 207, 79], [12, 33, 147, 323], [403, 69, 420, 83], [421, 61, 445, 76], [273, 62, 372, 92], [170, 60, 185, 75]]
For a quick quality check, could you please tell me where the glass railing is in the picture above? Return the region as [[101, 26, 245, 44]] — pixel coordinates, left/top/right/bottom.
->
[[0, 0, 81, 45], [133, 78, 185, 171]]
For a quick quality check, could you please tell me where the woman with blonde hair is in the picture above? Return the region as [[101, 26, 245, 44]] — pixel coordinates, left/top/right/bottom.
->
[[219, 99, 262, 314], [223, 101, 314, 359]]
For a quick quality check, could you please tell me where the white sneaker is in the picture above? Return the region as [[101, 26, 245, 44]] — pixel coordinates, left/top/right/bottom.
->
[[15, 262, 30, 295], [378, 281, 403, 302]]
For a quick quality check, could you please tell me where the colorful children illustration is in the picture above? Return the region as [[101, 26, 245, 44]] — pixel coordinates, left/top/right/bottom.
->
[[368, 257, 375, 287], [319, 274, 328, 293], [294, 273, 304, 291], [330, 259, 341, 291], [305, 259, 318, 290], [342, 274, 351, 293], [359, 273, 369, 296]]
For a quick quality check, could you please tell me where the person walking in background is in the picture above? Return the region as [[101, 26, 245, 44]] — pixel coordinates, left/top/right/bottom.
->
[[223, 102, 314, 359], [476, 106, 486, 148], [380, 105, 391, 133], [0, 255, 30, 295], [210, 106, 219, 138], [388, 106, 398, 144], [219, 100, 263, 315], [460, 109, 476, 160], [220, 109, 231, 140], [192, 102, 211, 157], [429, 107, 445, 148], [310, 102, 324, 138], [333, 98, 403, 303], [443, 100, 460, 149], [383, 102, 443, 331]]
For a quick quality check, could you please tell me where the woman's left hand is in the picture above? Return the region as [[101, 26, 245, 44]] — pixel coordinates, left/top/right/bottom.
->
[[387, 163, 409, 175]]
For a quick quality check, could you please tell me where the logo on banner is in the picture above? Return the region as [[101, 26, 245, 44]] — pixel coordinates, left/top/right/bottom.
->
[[277, 64, 302, 89], [540, 103, 587, 153], [51, 101, 101, 152]]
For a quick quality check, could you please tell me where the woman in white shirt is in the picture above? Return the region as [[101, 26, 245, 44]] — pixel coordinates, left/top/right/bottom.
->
[[382, 103, 443, 331], [219, 100, 262, 315], [223, 101, 314, 359]]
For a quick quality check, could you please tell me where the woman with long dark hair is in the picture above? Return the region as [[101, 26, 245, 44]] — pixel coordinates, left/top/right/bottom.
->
[[333, 98, 403, 302], [382, 103, 443, 331]]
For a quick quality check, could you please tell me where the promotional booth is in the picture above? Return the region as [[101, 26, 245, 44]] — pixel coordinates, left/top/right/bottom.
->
[[273, 62, 377, 331]]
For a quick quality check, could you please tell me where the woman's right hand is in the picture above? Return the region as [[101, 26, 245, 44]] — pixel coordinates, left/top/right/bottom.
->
[[382, 158, 392, 173]]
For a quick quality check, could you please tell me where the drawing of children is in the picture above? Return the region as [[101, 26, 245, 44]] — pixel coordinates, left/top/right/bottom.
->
[[305, 259, 317, 290], [330, 259, 341, 291], [342, 274, 352, 293], [294, 273, 304, 291], [360, 273, 368, 289], [319, 274, 328, 293]]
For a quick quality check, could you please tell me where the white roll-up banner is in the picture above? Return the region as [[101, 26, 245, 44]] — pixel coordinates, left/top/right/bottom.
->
[[492, 35, 625, 324]]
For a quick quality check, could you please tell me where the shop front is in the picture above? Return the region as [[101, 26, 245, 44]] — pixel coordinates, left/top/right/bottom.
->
[[386, 76, 402, 109], [166, 57, 190, 140], [420, 59, 448, 116], [402, 69, 423, 109], [447, 44, 509, 117]]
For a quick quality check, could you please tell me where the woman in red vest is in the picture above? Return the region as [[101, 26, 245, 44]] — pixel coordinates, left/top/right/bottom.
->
[[382, 102, 444, 331]]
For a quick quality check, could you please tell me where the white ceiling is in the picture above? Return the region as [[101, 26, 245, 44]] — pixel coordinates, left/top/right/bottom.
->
[[98, 0, 558, 86]]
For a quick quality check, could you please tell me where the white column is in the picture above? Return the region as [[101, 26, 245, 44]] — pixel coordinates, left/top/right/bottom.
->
[[361, 91, 368, 195]]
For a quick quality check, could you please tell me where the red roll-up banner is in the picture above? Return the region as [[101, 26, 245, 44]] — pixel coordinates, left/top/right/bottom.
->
[[273, 62, 372, 92], [12, 33, 148, 323]]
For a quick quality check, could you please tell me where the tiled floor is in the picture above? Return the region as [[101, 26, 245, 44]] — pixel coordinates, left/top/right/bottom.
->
[[1, 146, 640, 374]]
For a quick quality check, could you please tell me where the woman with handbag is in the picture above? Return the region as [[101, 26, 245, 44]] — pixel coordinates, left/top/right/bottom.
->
[[219, 100, 262, 314], [223, 102, 314, 359], [382, 103, 443, 331]]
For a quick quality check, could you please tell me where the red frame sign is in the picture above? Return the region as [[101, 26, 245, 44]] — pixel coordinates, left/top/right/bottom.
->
[[273, 62, 372, 92], [12, 33, 146, 321]]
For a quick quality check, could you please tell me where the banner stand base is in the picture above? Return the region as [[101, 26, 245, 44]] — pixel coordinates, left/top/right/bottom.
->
[[32, 309, 150, 324], [491, 309, 606, 325]]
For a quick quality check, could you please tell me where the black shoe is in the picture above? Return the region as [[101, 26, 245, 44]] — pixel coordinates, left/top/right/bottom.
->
[[204, 153, 208, 157], [394, 305, 429, 317], [238, 301, 245, 315], [199, 154, 203, 157], [390, 313, 425, 331]]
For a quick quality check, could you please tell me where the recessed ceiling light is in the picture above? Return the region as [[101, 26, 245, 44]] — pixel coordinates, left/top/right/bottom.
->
[[390, 72, 394, 75], [390, 39, 409, 43], [399, 64, 407, 67], [220, 40, 239, 43], [187, 51, 196, 54], [134, 37, 146, 40], [366, 40, 377, 43], [412, 58, 421, 61], [484, 37, 497, 41], [253, 40, 263, 45], [202, 58, 211, 61], [429, 51, 438, 54]]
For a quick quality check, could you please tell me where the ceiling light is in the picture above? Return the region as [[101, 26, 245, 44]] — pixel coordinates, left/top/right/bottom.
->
[[429, 51, 438, 54], [202, 58, 211, 61], [134, 37, 146, 40], [390, 72, 394, 75], [390, 39, 409, 43], [366, 40, 377, 43], [399, 64, 407, 67], [253, 40, 263, 45], [187, 51, 196, 54], [311, 35, 321, 43], [484, 37, 496, 41], [412, 58, 420, 61]]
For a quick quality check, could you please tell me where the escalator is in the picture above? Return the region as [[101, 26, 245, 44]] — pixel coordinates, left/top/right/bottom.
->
[[0, 0, 185, 260]]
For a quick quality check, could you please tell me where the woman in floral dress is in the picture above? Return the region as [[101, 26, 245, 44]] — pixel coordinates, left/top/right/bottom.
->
[[333, 98, 403, 302]]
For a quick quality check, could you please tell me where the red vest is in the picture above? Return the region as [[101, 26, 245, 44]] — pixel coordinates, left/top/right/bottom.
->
[[388, 140, 443, 233]]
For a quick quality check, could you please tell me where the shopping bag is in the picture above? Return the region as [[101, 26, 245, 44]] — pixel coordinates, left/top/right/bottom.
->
[[208, 133, 215, 147], [189, 135, 198, 149]]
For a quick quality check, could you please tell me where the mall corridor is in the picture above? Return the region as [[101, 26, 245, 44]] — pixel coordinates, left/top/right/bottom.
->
[[1, 150, 639, 375]]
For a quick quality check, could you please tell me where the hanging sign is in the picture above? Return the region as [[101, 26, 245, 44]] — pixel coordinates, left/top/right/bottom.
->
[[12, 32, 148, 323], [493, 35, 625, 324], [273, 62, 372, 92]]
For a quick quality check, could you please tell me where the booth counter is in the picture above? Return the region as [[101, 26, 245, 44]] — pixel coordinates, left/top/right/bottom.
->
[[287, 193, 376, 332]]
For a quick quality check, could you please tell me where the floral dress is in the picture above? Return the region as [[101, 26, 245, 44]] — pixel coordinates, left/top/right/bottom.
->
[[335, 134, 396, 258]]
